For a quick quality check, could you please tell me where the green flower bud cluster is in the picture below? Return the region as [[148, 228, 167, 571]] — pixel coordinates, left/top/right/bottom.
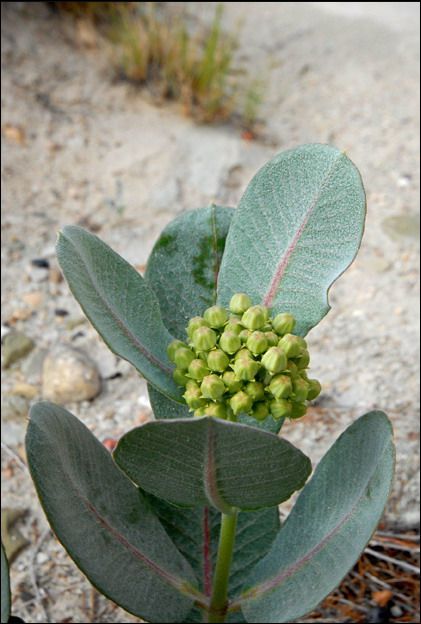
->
[[167, 293, 321, 423]]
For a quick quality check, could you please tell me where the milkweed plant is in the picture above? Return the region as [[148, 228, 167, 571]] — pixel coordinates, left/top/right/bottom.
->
[[4, 145, 395, 623]]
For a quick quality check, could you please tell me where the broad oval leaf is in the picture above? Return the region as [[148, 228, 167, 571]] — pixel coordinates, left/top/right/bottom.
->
[[238, 411, 394, 623], [57, 226, 182, 402], [217, 144, 366, 336], [1, 542, 10, 624], [114, 417, 311, 513], [146, 498, 280, 623], [26, 402, 198, 624], [145, 204, 233, 340]]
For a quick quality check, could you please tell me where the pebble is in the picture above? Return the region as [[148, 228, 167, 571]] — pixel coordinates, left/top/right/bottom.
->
[[42, 345, 101, 403], [2, 332, 35, 368], [22, 291, 43, 307], [10, 382, 38, 399], [49, 266, 63, 284], [21, 347, 48, 384], [31, 258, 50, 269], [1, 395, 30, 422]]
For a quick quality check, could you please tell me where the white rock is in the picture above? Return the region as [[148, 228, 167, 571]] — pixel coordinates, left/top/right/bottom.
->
[[42, 345, 101, 403]]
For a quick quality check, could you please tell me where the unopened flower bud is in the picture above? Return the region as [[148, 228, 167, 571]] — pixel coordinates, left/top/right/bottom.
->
[[207, 349, 229, 372], [290, 402, 307, 419], [233, 357, 260, 381], [251, 402, 269, 421], [234, 348, 253, 360], [270, 399, 292, 419], [203, 305, 228, 328], [229, 293, 252, 315], [278, 334, 303, 358], [192, 326, 217, 351], [269, 374, 293, 399], [265, 331, 279, 347], [296, 349, 310, 369], [188, 358, 209, 381], [247, 331, 268, 355], [173, 369, 189, 387], [261, 347, 287, 374], [230, 390, 253, 415], [292, 377, 309, 402], [186, 316, 208, 339], [194, 406, 206, 418], [225, 317, 244, 335], [272, 313, 296, 336], [241, 305, 268, 330], [203, 402, 228, 419], [167, 339, 187, 362], [245, 381, 265, 401], [201, 374, 226, 400], [219, 331, 241, 354], [286, 360, 299, 377], [183, 385, 205, 410], [307, 379, 322, 401], [239, 329, 251, 343], [174, 347, 195, 370], [222, 371, 242, 393]]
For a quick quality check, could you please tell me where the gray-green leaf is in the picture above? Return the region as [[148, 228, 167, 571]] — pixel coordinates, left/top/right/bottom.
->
[[114, 417, 311, 513], [145, 205, 233, 340], [238, 411, 394, 623], [217, 144, 366, 336], [26, 402, 198, 623], [1, 542, 10, 624], [57, 226, 181, 402]]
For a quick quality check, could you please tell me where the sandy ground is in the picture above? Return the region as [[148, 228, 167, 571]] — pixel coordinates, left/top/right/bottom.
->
[[1, 2, 419, 622]]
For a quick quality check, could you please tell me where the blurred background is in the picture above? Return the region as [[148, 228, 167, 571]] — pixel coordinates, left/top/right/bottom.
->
[[1, 2, 420, 622]]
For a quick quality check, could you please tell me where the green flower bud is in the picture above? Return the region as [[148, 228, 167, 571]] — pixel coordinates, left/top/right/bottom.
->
[[261, 347, 287, 374], [270, 399, 292, 420], [234, 348, 253, 360], [272, 313, 296, 335], [251, 402, 269, 421], [278, 334, 303, 358], [222, 371, 242, 393], [290, 402, 307, 419], [207, 349, 229, 372], [229, 390, 253, 415], [239, 329, 251, 343], [173, 368, 189, 387], [286, 360, 299, 377], [174, 347, 195, 370], [246, 331, 268, 355], [307, 379, 322, 401], [192, 326, 217, 351], [186, 316, 208, 339], [265, 331, 279, 347], [241, 305, 268, 330], [188, 358, 210, 381], [245, 381, 265, 401], [201, 374, 226, 400], [183, 385, 206, 410], [296, 349, 310, 369], [167, 339, 187, 362], [194, 406, 206, 418], [233, 357, 260, 381], [225, 317, 244, 335], [269, 374, 293, 399], [203, 305, 228, 329], [203, 401, 228, 419], [229, 293, 252, 315], [219, 331, 241, 354], [292, 377, 309, 402]]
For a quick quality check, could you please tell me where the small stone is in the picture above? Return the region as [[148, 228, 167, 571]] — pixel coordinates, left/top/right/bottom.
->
[[49, 266, 63, 284], [22, 291, 43, 307], [36, 552, 49, 565], [21, 347, 48, 384], [31, 258, 50, 269], [2, 332, 35, 368], [382, 214, 420, 240], [10, 382, 38, 400], [42, 345, 101, 403], [1, 395, 30, 421]]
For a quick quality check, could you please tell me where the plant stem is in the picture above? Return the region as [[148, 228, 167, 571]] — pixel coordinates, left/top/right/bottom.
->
[[207, 509, 238, 623]]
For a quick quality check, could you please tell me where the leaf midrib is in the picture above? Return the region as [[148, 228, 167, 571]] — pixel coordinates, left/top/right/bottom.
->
[[60, 229, 173, 376], [235, 439, 391, 606]]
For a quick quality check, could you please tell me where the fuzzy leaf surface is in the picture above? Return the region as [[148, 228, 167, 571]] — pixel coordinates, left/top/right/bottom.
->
[[238, 411, 395, 623], [217, 144, 366, 336], [57, 226, 181, 401], [26, 402, 198, 623], [114, 417, 311, 512]]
